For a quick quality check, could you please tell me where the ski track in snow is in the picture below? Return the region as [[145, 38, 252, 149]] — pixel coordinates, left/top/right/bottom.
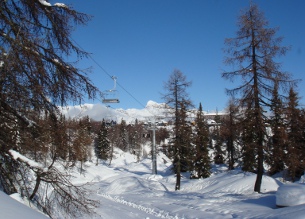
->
[[97, 192, 180, 219]]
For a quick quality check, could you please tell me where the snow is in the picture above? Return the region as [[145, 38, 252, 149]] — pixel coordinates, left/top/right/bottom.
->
[[2, 147, 305, 218], [276, 183, 305, 207], [9, 149, 44, 170], [0, 191, 48, 219], [54, 3, 67, 8], [2, 102, 305, 218], [69, 148, 305, 219], [38, 0, 51, 7], [38, 0, 67, 8], [60, 101, 222, 124]]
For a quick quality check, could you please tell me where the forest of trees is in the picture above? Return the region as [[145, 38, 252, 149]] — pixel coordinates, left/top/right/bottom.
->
[[0, 1, 305, 218]]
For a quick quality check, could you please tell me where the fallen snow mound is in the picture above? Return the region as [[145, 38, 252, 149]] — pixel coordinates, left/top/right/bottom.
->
[[276, 183, 305, 207]]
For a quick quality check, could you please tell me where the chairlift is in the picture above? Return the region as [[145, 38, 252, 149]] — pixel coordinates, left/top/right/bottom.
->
[[102, 76, 120, 103]]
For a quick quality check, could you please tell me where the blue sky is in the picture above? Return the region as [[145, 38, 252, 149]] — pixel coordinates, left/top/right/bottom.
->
[[60, 0, 305, 111]]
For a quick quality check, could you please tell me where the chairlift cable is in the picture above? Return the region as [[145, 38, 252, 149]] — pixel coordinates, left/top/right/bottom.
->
[[71, 37, 150, 110]]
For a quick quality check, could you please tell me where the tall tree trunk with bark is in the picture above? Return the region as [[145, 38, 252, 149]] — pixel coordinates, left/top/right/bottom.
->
[[222, 4, 292, 193]]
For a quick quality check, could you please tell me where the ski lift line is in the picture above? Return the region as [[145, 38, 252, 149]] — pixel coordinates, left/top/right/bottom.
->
[[70, 37, 158, 117]]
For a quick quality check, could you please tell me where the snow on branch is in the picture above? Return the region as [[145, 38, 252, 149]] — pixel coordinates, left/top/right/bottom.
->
[[54, 3, 67, 8], [38, 0, 52, 7], [38, 0, 68, 8], [9, 149, 45, 170]]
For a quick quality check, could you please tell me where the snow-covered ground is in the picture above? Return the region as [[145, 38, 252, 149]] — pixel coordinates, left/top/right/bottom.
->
[[2, 147, 305, 218], [2, 102, 305, 218], [0, 191, 48, 219]]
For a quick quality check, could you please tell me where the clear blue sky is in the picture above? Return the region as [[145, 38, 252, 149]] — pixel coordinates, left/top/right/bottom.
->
[[60, 0, 305, 111]]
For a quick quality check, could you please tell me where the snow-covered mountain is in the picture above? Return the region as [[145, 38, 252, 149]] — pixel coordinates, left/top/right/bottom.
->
[[60, 100, 223, 124], [60, 100, 169, 123]]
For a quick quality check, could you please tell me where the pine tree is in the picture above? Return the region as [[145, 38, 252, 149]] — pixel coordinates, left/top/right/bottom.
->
[[240, 106, 257, 173], [176, 102, 193, 173], [222, 4, 292, 192], [117, 119, 128, 151], [211, 122, 224, 165], [95, 120, 110, 162], [267, 82, 286, 175], [191, 103, 211, 179], [285, 87, 304, 181], [220, 99, 240, 170]]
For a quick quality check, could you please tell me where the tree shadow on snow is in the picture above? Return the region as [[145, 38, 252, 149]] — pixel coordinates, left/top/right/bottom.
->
[[241, 192, 277, 209]]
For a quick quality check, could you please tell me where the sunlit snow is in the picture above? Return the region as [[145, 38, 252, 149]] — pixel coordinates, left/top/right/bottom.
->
[[38, 0, 51, 7], [1, 102, 305, 218]]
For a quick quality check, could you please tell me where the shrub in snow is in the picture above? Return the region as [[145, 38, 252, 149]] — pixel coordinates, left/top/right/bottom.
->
[[276, 184, 305, 207]]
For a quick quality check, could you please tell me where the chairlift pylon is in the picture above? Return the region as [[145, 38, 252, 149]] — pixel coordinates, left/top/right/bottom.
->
[[102, 76, 120, 103]]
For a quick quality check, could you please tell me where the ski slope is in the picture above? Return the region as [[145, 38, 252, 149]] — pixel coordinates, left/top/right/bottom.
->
[[71, 148, 305, 219], [2, 147, 305, 218]]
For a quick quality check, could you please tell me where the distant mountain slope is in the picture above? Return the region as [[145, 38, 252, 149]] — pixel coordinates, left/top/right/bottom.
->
[[60, 100, 224, 123]]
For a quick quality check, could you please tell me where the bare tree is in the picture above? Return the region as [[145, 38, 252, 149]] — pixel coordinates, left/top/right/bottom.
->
[[222, 4, 292, 192]]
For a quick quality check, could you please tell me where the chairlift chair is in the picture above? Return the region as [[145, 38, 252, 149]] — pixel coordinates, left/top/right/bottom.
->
[[102, 76, 120, 103]]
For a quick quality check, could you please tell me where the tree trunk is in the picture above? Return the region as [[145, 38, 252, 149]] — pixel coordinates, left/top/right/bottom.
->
[[30, 174, 41, 200], [175, 156, 181, 190]]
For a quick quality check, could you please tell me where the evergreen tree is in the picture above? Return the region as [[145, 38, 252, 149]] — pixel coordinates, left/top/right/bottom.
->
[[176, 102, 193, 173], [191, 103, 211, 179], [285, 87, 304, 181], [117, 119, 128, 151], [95, 120, 110, 162], [222, 4, 292, 192], [211, 122, 224, 165], [220, 99, 240, 170], [240, 106, 257, 173], [267, 82, 286, 175]]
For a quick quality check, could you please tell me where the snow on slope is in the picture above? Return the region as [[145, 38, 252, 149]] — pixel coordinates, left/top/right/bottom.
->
[[3, 101, 305, 218], [66, 148, 305, 219], [0, 191, 48, 219], [2, 147, 305, 218], [60, 100, 218, 123], [60, 101, 164, 123]]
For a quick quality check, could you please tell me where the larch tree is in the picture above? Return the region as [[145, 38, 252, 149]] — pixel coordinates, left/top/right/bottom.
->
[[0, 0, 98, 217], [162, 69, 192, 191], [222, 4, 291, 192]]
